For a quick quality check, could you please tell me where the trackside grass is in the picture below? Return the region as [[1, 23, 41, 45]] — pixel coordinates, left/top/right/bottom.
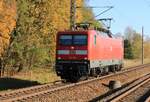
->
[[124, 58, 150, 68], [5, 58, 150, 84], [12, 67, 60, 84]]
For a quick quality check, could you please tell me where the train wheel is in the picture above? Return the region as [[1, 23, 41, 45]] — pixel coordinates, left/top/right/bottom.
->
[[90, 68, 97, 77], [80, 75, 88, 81], [119, 64, 123, 71], [64, 70, 80, 82], [104, 67, 109, 74], [96, 68, 101, 76], [66, 76, 80, 82], [110, 66, 115, 72], [115, 65, 120, 71]]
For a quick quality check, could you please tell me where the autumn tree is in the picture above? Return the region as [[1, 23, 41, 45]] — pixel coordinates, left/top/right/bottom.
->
[[142, 35, 150, 59], [132, 33, 142, 58], [7, 0, 96, 71], [124, 27, 142, 59], [0, 0, 16, 55], [0, 0, 17, 76], [124, 39, 134, 59]]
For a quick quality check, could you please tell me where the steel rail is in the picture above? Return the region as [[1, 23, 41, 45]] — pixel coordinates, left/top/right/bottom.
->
[[145, 96, 150, 102], [89, 73, 150, 102], [110, 75, 150, 102], [0, 80, 65, 101], [0, 63, 150, 102]]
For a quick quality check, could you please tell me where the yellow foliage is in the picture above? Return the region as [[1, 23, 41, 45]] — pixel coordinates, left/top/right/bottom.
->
[[144, 42, 150, 58], [47, 0, 87, 31], [0, 0, 17, 56], [0, 0, 94, 65], [76, 0, 84, 22]]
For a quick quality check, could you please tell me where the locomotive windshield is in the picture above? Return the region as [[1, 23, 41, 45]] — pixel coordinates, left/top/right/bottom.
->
[[59, 35, 87, 45], [59, 35, 72, 45]]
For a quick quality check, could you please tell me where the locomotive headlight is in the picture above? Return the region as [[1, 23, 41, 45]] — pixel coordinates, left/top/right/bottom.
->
[[71, 46, 74, 49], [58, 57, 61, 59], [84, 57, 87, 60]]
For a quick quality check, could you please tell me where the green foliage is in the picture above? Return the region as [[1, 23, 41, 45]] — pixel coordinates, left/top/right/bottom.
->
[[4, 0, 96, 71], [13, 0, 56, 69], [0, 0, 17, 76], [78, 1, 101, 27], [124, 39, 134, 59], [124, 27, 144, 59], [144, 40, 150, 58], [132, 33, 142, 58]]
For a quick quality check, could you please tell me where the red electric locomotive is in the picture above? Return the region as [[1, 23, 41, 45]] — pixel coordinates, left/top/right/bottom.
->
[[55, 27, 123, 82]]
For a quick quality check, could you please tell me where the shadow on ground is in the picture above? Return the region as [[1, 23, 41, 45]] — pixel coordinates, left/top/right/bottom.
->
[[0, 77, 41, 91]]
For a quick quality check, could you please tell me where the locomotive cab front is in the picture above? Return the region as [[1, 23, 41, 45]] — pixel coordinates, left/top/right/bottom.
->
[[55, 31, 89, 81]]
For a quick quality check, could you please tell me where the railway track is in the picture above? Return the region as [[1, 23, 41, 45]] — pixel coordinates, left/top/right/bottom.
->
[[0, 63, 150, 102], [93, 73, 150, 102], [0, 80, 66, 102], [145, 96, 150, 102], [116, 78, 150, 102]]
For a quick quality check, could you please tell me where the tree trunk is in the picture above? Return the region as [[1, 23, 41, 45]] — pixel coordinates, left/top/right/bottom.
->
[[0, 58, 5, 77], [0, 58, 2, 77]]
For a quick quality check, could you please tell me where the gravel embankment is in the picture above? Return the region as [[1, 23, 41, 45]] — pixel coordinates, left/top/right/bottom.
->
[[31, 66, 150, 102], [118, 80, 150, 102]]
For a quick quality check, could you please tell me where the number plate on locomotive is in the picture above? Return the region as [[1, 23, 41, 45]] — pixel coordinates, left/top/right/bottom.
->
[[70, 50, 76, 54]]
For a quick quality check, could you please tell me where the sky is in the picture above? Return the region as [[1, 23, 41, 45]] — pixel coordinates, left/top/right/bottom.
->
[[88, 0, 150, 36]]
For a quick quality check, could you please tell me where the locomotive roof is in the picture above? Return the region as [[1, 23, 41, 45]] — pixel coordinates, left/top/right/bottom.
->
[[58, 30, 122, 39], [58, 30, 89, 34]]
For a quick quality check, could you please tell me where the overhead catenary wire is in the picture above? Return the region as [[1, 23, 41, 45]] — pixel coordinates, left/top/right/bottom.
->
[[94, 6, 113, 18], [70, 0, 114, 30], [84, 6, 114, 25], [76, 6, 113, 9]]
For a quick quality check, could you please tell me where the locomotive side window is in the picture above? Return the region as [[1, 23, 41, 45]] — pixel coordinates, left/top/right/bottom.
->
[[94, 35, 96, 45], [73, 35, 87, 45], [59, 35, 72, 45]]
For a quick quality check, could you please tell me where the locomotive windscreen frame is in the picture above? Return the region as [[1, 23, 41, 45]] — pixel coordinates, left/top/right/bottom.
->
[[59, 34, 87, 46]]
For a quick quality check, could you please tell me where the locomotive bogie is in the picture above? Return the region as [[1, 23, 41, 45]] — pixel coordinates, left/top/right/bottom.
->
[[56, 60, 89, 81]]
